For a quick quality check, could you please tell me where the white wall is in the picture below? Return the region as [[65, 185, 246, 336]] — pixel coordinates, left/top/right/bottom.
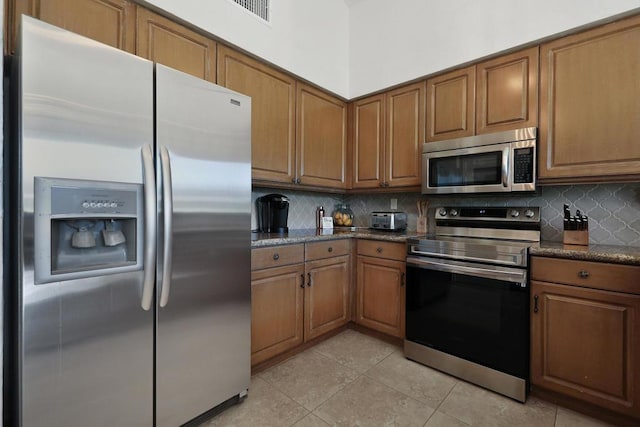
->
[[145, 0, 350, 97], [145, 1, 640, 99], [348, 0, 640, 98]]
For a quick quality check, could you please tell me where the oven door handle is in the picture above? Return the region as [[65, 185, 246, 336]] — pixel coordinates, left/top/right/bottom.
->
[[406, 256, 527, 284]]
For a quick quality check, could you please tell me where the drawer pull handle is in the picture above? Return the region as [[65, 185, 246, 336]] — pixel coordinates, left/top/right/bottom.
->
[[300, 274, 305, 289], [273, 253, 280, 261], [307, 272, 312, 287], [578, 270, 590, 279], [328, 247, 333, 253], [376, 247, 383, 253], [534, 295, 539, 313]]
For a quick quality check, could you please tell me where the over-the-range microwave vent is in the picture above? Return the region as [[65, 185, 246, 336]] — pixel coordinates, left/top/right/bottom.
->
[[230, 0, 270, 22]]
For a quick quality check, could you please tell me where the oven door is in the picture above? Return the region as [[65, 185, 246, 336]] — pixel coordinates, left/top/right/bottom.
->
[[405, 255, 529, 379], [422, 143, 510, 194]]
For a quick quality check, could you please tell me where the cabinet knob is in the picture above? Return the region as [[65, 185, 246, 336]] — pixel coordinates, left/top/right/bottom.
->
[[578, 270, 590, 279], [376, 247, 383, 253], [273, 253, 280, 261], [328, 247, 333, 253]]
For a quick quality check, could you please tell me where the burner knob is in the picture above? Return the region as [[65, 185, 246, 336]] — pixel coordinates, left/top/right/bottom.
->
[[524, 209, 535, 218], [438, 208, 448, 216], [510, 209, 520, 218], [449, 209, 459, 217]]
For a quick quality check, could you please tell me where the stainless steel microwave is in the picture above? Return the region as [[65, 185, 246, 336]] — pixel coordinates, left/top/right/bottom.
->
[[422, 127, 536, 194]]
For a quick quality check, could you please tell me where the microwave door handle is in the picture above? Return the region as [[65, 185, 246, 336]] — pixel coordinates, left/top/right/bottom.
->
[[141, 145, 157, 311], [159, 146, 173, 308], [502, 148, 510, 188]]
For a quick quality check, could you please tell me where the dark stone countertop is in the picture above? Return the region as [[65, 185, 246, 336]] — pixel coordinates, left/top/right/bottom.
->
[[251, 228, 424, 248], [531, 242, 640, 266], [252, 229, 640, 266]]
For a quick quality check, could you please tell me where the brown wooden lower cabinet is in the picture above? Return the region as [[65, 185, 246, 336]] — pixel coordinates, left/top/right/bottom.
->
[[251, 263, 305, 366], [305, 255, 350, 340], [250, 244, 350, 366], [355, 240, 406, 338], [530, 258, 640, 420]]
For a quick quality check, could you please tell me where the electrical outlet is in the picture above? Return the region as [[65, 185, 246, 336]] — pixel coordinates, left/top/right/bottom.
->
[[390, 198, 397, 210]]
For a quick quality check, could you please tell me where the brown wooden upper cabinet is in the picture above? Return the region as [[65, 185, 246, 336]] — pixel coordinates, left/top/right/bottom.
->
[[136, 8, 216, 82], [426, 48, 538, 142], [539, 15, 640, 183], [352, 82, 425, 188], [217, 46, 297, 184], [8, 0, 136, 54], [296, 83, 348, 189], [476, 47, 538, 134], [426, 65, 475, 142]]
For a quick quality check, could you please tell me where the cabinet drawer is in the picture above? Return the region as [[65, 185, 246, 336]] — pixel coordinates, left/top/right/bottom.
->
[[531, 257, 640, 295], [357, 240, 406, 261], [252, 244, 304, 270], [305, 239, 350, 261]]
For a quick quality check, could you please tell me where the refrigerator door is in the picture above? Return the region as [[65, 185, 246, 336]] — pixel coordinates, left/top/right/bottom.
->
[[17, 17, 154, 426], [155, 64, 251, 426]]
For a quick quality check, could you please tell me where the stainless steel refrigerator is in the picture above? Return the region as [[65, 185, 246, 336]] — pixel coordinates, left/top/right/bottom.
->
[[5, 16, 251, 426]]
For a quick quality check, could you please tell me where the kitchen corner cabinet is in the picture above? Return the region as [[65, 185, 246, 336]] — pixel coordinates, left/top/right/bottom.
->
[[476, 47, 538, 134], [250, 240, 350, 366], [136, 8, 216, 82], [539, 14, 640, 183], [356, 240, 406, 338], [217, 46, 296, 184], [296, 84, 348, 189], [426, 65, 475, 142], [530, 257, 640, 419], [8, 0, 136, 54], [304, 240, 351, 340], [352, 82, 425, 189]]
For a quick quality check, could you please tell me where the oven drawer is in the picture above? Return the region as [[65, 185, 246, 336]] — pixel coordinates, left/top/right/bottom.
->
[[531, 257, 640, 295]]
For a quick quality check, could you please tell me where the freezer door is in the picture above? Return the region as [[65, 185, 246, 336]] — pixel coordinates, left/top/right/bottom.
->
[[155, 64, 252, 426], [17, 17, 154, 426]]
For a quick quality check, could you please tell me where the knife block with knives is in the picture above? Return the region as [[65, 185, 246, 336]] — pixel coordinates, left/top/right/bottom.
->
[[562, 204, 589, 246]]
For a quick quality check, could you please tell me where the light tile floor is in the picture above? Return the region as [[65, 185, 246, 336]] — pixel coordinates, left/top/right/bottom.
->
[[203, 329, 614, 427]]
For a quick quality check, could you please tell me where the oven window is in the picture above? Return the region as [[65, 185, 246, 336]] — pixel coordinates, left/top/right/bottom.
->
[[406, 266, 528, 379], [429, 151, 502, 187]]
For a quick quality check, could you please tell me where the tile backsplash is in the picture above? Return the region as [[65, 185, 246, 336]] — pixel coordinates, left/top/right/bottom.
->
[[253, 183, 640, 246]]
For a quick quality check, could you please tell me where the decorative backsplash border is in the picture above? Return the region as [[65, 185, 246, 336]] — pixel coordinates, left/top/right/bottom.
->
[[253, 183, 640, 246]]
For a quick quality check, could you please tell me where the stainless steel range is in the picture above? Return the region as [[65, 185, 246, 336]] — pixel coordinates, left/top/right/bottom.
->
[[404, 206, 540, 402]]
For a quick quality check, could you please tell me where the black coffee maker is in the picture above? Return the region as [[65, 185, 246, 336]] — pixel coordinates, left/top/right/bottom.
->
[[256, 194, 289, 233]]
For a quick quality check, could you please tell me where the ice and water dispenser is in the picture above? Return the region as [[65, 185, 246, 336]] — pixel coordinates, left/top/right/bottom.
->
[[34, 177, 144, 284]]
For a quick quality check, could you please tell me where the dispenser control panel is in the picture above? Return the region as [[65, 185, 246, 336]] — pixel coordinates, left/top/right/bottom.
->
[[51, 186, 138, 216]]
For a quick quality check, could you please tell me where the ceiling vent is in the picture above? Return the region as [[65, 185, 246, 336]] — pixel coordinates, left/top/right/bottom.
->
[[231, 0, 270, 22]]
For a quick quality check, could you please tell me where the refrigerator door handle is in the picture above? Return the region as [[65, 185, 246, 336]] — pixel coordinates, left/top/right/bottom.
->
[[141, 145, 157, 311], [159, 146, 174, 307]]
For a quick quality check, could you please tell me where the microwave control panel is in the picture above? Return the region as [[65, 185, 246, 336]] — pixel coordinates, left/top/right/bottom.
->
[[513, 147, 534, 184]]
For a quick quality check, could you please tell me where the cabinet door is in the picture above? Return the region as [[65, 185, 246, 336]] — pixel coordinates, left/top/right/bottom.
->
[[251, 264, 305, 366], [386, 82, 425, 187], [136, 8, 216, 82], [426, 66, 475, 142], [352, 94, 385, 189], [531, 281, 640, 418], [296, 83, 348, 189], [218, 46, 296, 184], [476, 47, 538, 134], [304, 255, 350, 341], [539, 14, 640, 182], [10, 0, 135, 54], [356, 256, 405, 338]]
